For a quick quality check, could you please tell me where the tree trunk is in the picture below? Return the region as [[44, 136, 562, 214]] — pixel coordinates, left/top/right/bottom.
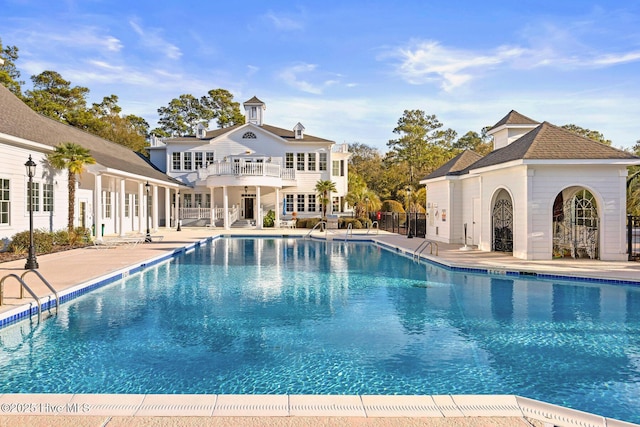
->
[[68, 170, 75, 232]]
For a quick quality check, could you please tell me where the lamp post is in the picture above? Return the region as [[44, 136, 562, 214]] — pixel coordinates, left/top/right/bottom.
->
[[144, 181, 152, 243], [406, 186, 413, 239], [25, 155, 39, 269], [176, 190, 182, 231]]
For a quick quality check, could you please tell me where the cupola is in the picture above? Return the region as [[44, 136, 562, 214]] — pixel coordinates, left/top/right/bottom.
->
[[243, 96, 266, 126]]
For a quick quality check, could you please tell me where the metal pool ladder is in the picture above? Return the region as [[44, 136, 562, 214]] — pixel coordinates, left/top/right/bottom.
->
[[0, 270, 59, 323], [304, 221, 327, 239], [413, 240, 438, 260]]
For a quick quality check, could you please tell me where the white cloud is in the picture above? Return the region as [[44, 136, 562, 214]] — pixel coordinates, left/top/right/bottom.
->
[[390, 40, 526, 91], [388, 36, 640, 91], [592, 51, 640, 66], [278, 63, 341, 94], [264, 10, 304, 31], [129, 19, 182, 60]]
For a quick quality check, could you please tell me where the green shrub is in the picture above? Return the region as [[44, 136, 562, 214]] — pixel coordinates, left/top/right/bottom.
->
[[263, 210, 275, 227], [72, 227, 92, 244], [382, 200, 405, 212], [339, 218, 364, 229], [8, 229, 54, 254], [52, 230, 70, 246]]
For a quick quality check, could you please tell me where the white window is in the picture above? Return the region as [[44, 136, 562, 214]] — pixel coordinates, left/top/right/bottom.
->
[[205, 152, 215, 165], [308, 153, 316, 171], [285, 153, 294, 169], [194, 152, 203, 169], [183, 152, 192, 170], [124, 194, 130, 217], [172, 152, 181, 170], [332, 160, 340, 177], [297, 153, 305, 171], [183, 194, 192, 208], [297, 194, 305, 212], [43, 183, 54, 212], [27, 182, 40, 212], [134, 194, 139, 217], [194, 193, 203, 208], [285, 194, 294, 213], [103, 191, 112, 218], [319, 153, 327, 171], [0, 179, 9, 225], [308, 194, 316, 212], [332, 196, 341, 213]]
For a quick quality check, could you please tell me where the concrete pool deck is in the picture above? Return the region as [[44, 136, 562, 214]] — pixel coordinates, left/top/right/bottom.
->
[[0, 227, 638, 427]]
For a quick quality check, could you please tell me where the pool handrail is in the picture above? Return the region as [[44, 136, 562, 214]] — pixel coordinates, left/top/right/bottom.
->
[[305, 221, 327, 239], [0, 273, 43, 322], [413, 240, 438, 259], [21, 269, 59, 314], [367, 221, 379, 234], [344, 223, 353, 241]]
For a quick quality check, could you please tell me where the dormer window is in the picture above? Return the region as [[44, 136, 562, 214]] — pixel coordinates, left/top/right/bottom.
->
[[293, 122, 305, 140], [242, 131, 257, 139], [196, 123, 207, 139]]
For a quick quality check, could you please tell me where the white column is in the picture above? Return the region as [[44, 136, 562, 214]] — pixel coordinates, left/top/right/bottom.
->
[[152, 184, 159, 231], [176, 190, 181, 229], [94, 174, 103, 241], [164, 187, 171, 229], [138, 182, 144, 232], [209, 186, 215, 227], [256, 186, 262, 229], [223, 186, 229, 230], [119, 178, 126, 236], [275, 188, 280, 225]]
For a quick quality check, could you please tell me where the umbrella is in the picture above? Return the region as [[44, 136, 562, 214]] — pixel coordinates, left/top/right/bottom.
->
[[282, 196, 287, 216]]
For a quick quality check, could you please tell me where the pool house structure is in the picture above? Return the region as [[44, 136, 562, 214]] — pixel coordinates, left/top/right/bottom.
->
[[420, 110, 640, 261]]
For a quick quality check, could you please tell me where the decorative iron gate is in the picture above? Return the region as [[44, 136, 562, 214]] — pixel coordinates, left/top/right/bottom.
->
[[492, 198, 513, 252], [553, 189, 599, 259]]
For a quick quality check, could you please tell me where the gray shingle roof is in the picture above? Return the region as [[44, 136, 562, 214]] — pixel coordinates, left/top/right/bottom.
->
[[489, 110, 539, 131], [0, 84, 180, 185], [424, 150, 483, 179], [164, 123, 333, 144], [243, 96, 265, 105], [470, 121, 639, 171]]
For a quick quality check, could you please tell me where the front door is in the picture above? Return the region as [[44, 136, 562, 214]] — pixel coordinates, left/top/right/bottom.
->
[[79, 201, 87, 228], [244, 197, 254, 220]]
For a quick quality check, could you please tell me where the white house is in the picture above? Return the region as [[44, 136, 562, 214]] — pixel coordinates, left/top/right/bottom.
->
[[420, 110, 640, 261], [147, 96, 350, 229], [0, 84, 185, 243]]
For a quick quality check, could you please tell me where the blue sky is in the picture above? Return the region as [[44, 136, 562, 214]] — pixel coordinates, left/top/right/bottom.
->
[[2, 0, 640, 151]]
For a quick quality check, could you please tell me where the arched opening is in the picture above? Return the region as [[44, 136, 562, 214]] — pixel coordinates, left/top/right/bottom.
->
[[492, 189, 513, 252], [552, 188, 599, 259]]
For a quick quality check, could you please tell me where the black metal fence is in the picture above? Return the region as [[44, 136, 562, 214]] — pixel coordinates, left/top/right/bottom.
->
[[628, 215, 640, 261], [366, 211, 426, 238]]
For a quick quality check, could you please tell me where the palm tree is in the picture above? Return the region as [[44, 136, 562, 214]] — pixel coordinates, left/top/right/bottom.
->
[[47, 142, 96, 232], [315, 179, 337, 217], [346, 186, 381, 219]]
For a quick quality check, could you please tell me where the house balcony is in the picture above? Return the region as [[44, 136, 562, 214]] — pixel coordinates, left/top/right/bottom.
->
[[196, 161, 296, 188]]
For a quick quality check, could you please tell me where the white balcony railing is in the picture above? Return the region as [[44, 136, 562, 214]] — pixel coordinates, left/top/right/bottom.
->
[[197, 162, 295, 180], [179, 207, 236, 221]]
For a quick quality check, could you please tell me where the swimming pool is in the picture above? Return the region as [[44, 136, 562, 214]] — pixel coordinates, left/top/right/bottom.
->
[[0, 238, 638, 423]]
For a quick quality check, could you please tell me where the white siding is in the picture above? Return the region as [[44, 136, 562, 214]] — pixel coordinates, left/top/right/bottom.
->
[[0, 144, 67, 241]]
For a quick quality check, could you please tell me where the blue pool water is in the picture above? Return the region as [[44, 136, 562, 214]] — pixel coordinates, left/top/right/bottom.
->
[[0, 238, 639, 423]]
